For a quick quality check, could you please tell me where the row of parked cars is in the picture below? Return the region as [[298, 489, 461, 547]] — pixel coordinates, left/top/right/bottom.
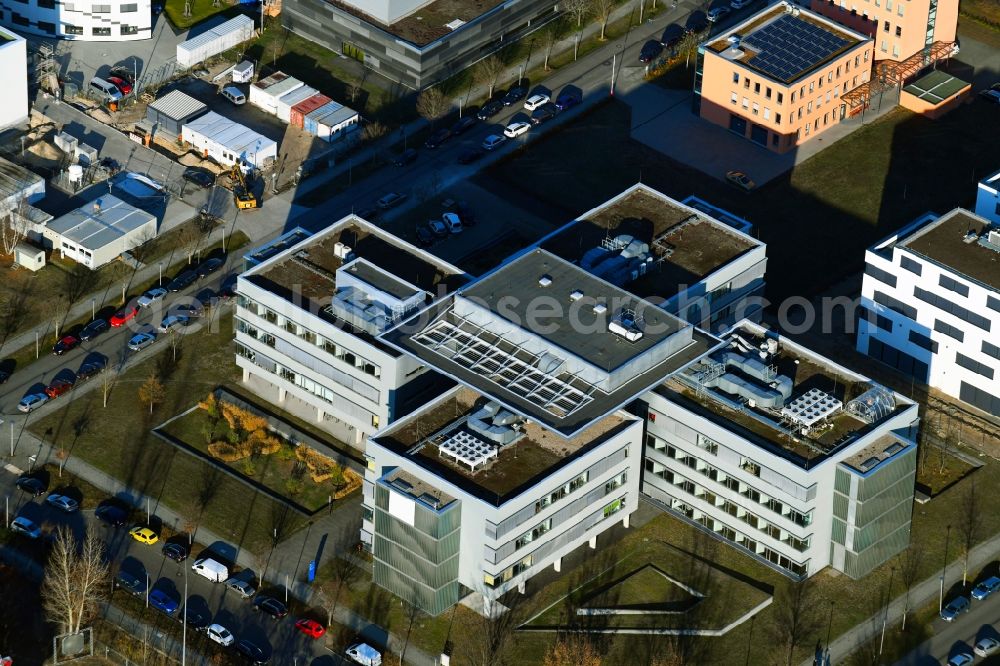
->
[[941, 576, 1000, 665]]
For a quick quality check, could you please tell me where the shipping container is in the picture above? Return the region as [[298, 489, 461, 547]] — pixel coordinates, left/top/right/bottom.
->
[[275, 86, 317, 124], [305, 101, 360, 142], [181, 111, 277, 168], [249, 72, 303, 116], [176, 15, 255, 69], [289, 94, 332, 129]]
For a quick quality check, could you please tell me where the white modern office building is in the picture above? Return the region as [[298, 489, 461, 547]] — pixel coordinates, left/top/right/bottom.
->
[[0, 0, 151, 41], [858, 208, 1000, 417], [644, 321, 921, 579], [537, 184, 767, 333], [234, 217, 469, 447], [0, 27, 27, 130], [976, 168, 1000, 224], [367, 248, 718, 614]]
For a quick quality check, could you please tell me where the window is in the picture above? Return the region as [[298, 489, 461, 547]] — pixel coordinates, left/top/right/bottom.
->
[[602, 498, 624, 518], [960, 382, 1000, 418], [515, 519, 551, 550], [881, 39, 887, 52], [697, 434, 719, 454], [863, 307, 893, 332], [939, 274, 970, 297], [752, 103, 759, 115], [809, 82, 814, 93], [791, 91, 796, 102], [934, 319, 964, 342], [11, 12, 28, 24], [92, 3, 110, 10], [914, 287, 993, 332], [864, 263, 897, 288], [892, 44, 899, 57], [740, 458, 761, 477], [956, 352, 994, 379], [897, 3, 903, 15], [731, 92, 738, 104], [894, 25, 901, 37], [744, 78, 750, 89], [908, 329, 938, 354], [883, 20, 890, 31], [604, 471, 627, 494], [754, 82, 761, 94], [885, 0, 891, 9], [982, 341, 1000, 362], [765, 86, 772, 99], [38, 0, 55, 7], [733, 72, 740, 83], [775, 112, 782, 124], [763, 108, 770, 120], [989, 296, 1000, 314], [807, 101, 813, 112], [777, 92, 783, 103], [121, 2, 138, 10], [742, 97, 749, 109], [38, 20, 55, 32], [900, 255, 922, 275]]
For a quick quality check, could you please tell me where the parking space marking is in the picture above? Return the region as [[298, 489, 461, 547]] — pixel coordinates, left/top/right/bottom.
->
[[4, 464, 23, 475]]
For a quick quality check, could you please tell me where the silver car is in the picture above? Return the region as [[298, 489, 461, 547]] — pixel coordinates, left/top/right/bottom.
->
[[46, 494, 79, 513], [10, 516, 41, 539], [127, 332, 156, 351], [17, 393, 48, 413], [975, 637, 1000, 658]]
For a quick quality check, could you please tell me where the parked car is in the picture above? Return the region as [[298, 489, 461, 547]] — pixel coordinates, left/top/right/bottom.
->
[[115, 569, 146, 596], [253, 595, 288, 619], [639, 40, 664, 63], [726, 170, 756, 192], [52, 335, 80, 355], [77, 361, 106, 382], [503, 121, 531, 139], [424, 128, 452, 149], [477, 98, 504, 120], [450, 116, 477, 135], [980, 89, 1000, 104], [138, 287, 168, 308], [0, 369, 9, 384], [295, 618, 326, 639], [79, 318, 108, 342], [530, 102, 558, 125], [95, 503, 129, 527], [661, 23, 685, 48], [523, 93, 550, 111], [44, 379, 74, 399], [220, 86, 246, 105], [456, 201, 476, 226], [686, 10, 709, 33], [106, 75, 133, 95], [346, 643, 382, 666], [392, 148, 418, 167], [129, 526, 159, 545], [226, 577, 257, 599], [167, 271, 197, 292], [184, 607, 211, 629], [236, 639, 270, 665], [972, 576, 1000, 600], [149, 588, 179, 615], [110, 304, 139, 327], [975, 637, 1000, 658], [192, 557, 230, 583], [442, 212, 463, 234], [162, 542, 190, 562], [17, 393, 48, 413], [158, 315, 189, 333], [377, 192, 407, 209], [730, 0, 752, 8], [502, 85, 528, 106], [197, 257, 224, 277], [427, 218, 448, 237], [555, 88, 582, 110], [206, 623, 235, 647], [108, 66, 135, 85], [457, 148, 484, 164], [183, 167, 215, 188], [482, 134, 506, 151], [16, 476, 46, 497], [10, 516, 41, 539], [127, 332, 156, 351], [46, 493, 79, 513], [947, 652, 974, 666], [707, 4, 730, 21], [940, 595, 970, 621]]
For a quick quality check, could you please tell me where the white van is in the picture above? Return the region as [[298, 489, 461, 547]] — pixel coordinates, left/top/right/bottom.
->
[[346, 644, 382, 666], [220, 86, 246, 105], [191, 557, 229, 583], [90, 77, 123, 102]]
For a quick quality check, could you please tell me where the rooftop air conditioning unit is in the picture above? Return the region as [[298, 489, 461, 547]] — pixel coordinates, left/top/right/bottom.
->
[[593, 303, 608, 315], [334, 242, 352, 259], [570, 290, 583, 301], [538, 275, 552, 287], [989, 229, 1000, 246]]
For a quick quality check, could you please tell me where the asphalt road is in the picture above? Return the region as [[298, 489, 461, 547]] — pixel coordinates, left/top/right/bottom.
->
[[899, 591, 1000, 666]]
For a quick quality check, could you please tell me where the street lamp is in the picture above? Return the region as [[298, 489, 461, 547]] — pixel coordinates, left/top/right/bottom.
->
[[158, 262, 162, 286], [145, 573, 150, 608]]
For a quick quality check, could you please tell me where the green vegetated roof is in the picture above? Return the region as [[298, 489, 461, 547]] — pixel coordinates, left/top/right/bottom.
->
[[903, 69, 970, 104]]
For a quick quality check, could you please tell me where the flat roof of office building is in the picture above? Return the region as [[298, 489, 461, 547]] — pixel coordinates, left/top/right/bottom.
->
[[47, 195, 155, 251], [903, 70, 970, 104], [541, 185, 761, 302], [899, 209, 1000, 292]]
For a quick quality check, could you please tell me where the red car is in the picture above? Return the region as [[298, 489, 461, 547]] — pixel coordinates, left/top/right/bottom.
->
[[294, 618, 326, 639], [44, 379, 74, 399], [107, 75, 133, 96], [52, 335, 80, 355], [110, 304, 139, 327]]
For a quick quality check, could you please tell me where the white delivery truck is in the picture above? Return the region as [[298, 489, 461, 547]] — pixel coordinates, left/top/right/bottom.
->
[[191, 558, 229, 583], [346, 643, 382, 666]]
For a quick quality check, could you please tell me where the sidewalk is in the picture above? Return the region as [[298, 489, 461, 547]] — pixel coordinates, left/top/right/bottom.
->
[[802, 530, 1000, 665]]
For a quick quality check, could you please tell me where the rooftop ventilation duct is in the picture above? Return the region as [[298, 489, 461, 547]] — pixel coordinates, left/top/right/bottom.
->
[[593, 303, 608, 315], [570, 290, 584, 301], [467, 400, 524, 446], [538, 274, 552, 287]]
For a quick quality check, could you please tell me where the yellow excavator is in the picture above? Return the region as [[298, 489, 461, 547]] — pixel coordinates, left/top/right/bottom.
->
[[230, 164, 259, 210]]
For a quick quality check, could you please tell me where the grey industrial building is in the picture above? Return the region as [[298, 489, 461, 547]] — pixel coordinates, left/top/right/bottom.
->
[[146, 90, 208, 138], [281, 0, 560, 88]]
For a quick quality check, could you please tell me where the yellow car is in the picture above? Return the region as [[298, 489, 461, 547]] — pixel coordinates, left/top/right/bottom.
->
[[129, 526, 159, 545]]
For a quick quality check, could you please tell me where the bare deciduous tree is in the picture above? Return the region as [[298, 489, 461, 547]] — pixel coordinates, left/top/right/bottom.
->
[[315, 557, 361, 627], [564, 0, 590, 27], [416, 87, 451, 127], [474, 56, 505, 99], [176, 223, 202, 265], [898, 545, 922, 631], [460, 596, 521, 666], [0, 198, 31, 257], [958, 478, 981, 585], [41, 527, 110, 635], [768, 579, 822, 666], [101, 366, 119, 408], [138, 373, 165, 414], [591, 0, 615, 40], [543, 633, 602, 666]]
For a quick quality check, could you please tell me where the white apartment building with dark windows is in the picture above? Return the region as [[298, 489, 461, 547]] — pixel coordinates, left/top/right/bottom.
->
[[644, 321, 921, 579], [858, 208, 1000, 417], [0, 0, 151, 40], [234, 218, 469, 447]]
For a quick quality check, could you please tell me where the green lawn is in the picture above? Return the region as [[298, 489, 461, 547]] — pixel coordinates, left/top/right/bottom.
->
[[960, 0, 1000, 28], [158, 405, 344, 512], [28, 310, 308, 553], [163, 0, 234, 31]]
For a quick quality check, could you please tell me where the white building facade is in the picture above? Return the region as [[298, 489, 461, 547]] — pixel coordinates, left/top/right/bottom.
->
[[0, 27, 27, 130], [0, 0, 151, 41], [858, 208, 1000, 417], [976, 168, 1000, 224]]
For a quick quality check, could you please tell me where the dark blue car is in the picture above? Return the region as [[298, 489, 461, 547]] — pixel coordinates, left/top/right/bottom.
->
[[149, 589, 179, 615]]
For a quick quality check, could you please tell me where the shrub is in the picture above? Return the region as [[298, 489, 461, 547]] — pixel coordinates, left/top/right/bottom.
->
[[208, 441, 242, 462], [241, 459, 256, 477], [284, 478, 304, 496], [198, 392, 220, 418]]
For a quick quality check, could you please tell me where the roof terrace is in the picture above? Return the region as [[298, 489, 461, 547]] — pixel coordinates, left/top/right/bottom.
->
[[373, 387, 634, 505], [899, 209, 1000, 292], [659, 322, 905, 468], [542, 186, 759, 302], [331, 0, 505, 47]]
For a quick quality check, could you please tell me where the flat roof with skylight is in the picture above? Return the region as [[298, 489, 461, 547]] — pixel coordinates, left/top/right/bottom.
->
[[897, 208, 1000, 292], [383, 248, 718, 436], [46, 195, 155, 251], [372, 387, 636, 505], [541, 185, 761, 302], [658, 321, 910, 468]]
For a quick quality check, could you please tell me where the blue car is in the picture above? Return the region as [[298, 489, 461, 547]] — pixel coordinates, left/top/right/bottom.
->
[[149, 588, 179, 615], [972, 576, 1000, 600]]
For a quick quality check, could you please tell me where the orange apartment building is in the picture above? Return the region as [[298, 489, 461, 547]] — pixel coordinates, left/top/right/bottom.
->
[[808, 0, 958, 61], [695, 3, 875, 153]]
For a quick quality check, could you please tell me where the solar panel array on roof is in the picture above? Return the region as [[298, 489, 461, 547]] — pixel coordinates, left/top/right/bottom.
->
[[743, 14, 850, 82]]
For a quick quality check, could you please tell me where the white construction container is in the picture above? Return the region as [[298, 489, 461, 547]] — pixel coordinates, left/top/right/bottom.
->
[[181, 111, 277, 169], [275, 85, 317, 124], [249, 71, 303, 116], [176, 15, 255, 69]]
